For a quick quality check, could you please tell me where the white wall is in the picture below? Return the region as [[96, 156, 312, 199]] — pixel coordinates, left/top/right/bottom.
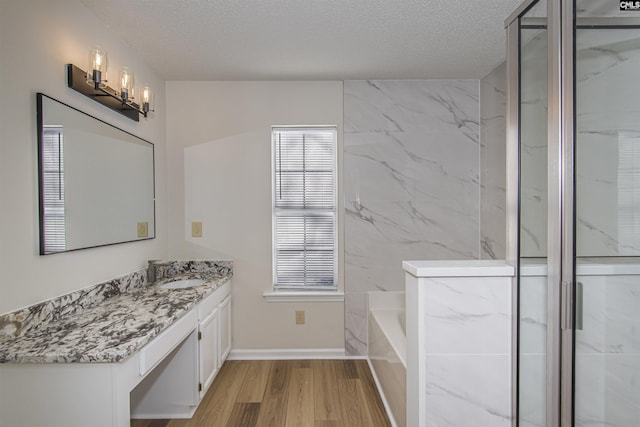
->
[[166, 81, 345, 350], [0, 0, 167, 314]]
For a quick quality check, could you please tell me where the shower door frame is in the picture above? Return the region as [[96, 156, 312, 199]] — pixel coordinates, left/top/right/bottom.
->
[[506, 0, 575, 426]]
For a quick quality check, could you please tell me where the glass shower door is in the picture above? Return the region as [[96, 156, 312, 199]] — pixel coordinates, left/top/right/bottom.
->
[[518, 2, 549, 426], [573, 7, 640, 425], [510, 1, 640, 424]]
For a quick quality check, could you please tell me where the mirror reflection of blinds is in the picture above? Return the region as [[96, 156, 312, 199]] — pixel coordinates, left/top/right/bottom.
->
[[273, 127, 337, 289], [42, 127, 66, 252], [618, 132, 640, 252]]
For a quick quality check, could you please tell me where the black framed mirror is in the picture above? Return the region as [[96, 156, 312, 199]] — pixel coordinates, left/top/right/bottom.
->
[[37, 93, 155, 255]]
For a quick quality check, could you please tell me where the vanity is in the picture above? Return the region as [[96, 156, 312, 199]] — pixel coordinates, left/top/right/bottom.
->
[[0, 260, 232, 427]]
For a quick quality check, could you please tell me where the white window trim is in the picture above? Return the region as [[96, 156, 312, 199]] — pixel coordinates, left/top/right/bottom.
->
[[271, 125, 339, 294], [262, 291, 345, 303]]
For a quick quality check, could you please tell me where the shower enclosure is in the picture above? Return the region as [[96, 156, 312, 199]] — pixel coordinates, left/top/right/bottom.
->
[[507, 0, 640, 426]]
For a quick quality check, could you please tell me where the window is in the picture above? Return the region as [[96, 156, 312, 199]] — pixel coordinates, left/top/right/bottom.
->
[[272, 126, 337, 290], [41, 126, 66, 253]]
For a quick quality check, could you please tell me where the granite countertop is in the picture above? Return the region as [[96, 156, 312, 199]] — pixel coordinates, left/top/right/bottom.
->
[[0, 272, 232, 364]]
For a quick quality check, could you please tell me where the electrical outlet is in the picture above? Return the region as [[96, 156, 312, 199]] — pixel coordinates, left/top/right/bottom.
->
[[137, 222, 148, 238], [295, 310, 305, 325], [192, 222, 202, 238]]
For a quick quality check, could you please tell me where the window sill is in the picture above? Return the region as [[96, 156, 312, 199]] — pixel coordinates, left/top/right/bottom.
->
[[263, 291, 345, 303]]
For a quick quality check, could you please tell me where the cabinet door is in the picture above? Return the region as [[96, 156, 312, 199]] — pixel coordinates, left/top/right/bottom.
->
[[199, 308, 218, 397], [218, 295, 231, 366]]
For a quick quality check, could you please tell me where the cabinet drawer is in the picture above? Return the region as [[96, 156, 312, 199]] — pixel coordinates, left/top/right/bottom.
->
[[198, 292, 218, 320], [198, 280, 231, 319], [139, 309, 197, 376]]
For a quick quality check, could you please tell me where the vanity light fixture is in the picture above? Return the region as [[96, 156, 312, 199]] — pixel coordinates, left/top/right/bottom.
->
[[66, 47, 155, 122]]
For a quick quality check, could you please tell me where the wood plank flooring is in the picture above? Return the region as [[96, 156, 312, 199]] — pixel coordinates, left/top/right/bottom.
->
[[131, 359, 391, 427]]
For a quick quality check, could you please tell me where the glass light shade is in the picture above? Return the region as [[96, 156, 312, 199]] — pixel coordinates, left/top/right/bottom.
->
[[119, 67, 134, 102], [88, 47, 108, 87], [142, 85, 154, 114]]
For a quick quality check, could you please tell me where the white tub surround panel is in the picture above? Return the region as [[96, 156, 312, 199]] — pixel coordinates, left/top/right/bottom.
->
[[368, 291, 406, 427], [344, 79, 481, 356], [404, 260, 514, 427]]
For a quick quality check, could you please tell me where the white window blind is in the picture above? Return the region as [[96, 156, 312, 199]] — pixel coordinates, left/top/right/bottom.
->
[[273, 127, 337, 289], [41, 126, 66, 253]]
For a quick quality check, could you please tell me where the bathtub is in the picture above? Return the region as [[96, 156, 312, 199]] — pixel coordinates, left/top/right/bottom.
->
[[368, 292, 406, 427]]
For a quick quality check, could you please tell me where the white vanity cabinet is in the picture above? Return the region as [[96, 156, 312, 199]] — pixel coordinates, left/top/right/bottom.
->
[[197, 279, 231, 397], [218, 294, 232, 364], [0, 278, 232, 427], [132, 279, 233, 416]]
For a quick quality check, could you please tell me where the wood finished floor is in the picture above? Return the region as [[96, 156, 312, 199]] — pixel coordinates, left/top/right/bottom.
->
[[131, 359, 391, 427]]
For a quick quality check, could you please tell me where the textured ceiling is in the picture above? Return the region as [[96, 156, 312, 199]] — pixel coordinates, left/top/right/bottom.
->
[[80, 0, 523, 81]]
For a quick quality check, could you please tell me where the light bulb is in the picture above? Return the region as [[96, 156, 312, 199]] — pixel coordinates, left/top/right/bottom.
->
[[119, 67, 134, 102], [88, 47, 108, 89], [142, 85, 153, 115]]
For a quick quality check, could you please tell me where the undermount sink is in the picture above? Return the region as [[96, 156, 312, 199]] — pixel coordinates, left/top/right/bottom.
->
[[160, 279, 205, 290]]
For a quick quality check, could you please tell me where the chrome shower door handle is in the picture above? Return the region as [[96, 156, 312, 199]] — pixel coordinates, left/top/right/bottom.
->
[[575, 281, 584, 331]]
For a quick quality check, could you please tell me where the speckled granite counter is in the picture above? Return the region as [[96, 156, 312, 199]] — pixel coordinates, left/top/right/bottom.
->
[[0, 260, 232, 364]]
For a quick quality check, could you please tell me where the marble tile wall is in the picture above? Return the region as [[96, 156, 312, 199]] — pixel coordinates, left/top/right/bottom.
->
[[574, 270, 640, 427], [405, 263, 513, 427], [344, 79, 483, 355], [575, 28, 640, 256], [518, 264, 547, 427], [480, 63, 507, 260], [519, 27, 548, 258], [520, 26, 640, 257], [519, 263, 640, 427]]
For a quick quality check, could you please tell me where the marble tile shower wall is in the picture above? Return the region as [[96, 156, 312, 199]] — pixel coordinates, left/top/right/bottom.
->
[[521, 27, 640, 257], [574, 28, 640, 256], [519, 266, 640, 427], [575, 271, 640, 427], [344, 80, 484, 355], [480, 63, 507, 260], [520, 28, 548, 258]]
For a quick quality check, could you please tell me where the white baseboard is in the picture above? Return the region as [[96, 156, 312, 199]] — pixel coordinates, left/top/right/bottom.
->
[[367, 358, 399, 427], [228, 348, 367, 360]]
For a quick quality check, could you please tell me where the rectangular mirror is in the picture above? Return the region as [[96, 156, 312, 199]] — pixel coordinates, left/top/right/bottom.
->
[[37, 93, 155, 255]]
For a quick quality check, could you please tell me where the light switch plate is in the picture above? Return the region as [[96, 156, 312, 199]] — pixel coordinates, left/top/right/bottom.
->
[[295, 310, 305, 325], [137, 222, 149, 238], [192, 222, 203, 238]]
